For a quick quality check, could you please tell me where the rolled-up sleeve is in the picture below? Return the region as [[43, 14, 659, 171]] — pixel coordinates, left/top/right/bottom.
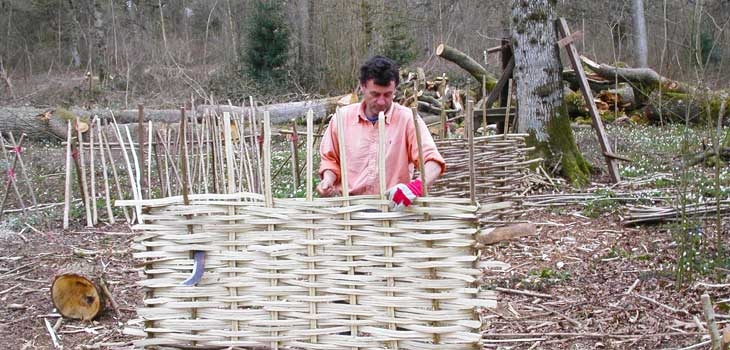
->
[[318, 116, 341, 181]]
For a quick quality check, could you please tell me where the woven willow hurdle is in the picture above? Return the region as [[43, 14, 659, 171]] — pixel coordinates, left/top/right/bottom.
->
[[120, 109, 500, 349], [432, 134, 538, 224], [123, 193, 491, 349]]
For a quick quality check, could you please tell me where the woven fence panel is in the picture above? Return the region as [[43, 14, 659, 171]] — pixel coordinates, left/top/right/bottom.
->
[[432, 134, 536, 224], [124, 193, 492, 349]]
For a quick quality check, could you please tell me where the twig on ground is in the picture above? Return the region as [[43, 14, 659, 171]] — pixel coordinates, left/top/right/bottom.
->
[[43, 318, 62, 348], [98, 276, 122, 319], [625, 279, 640, 294], [634, 293, 690, 316], [496, 287, 555, 299]]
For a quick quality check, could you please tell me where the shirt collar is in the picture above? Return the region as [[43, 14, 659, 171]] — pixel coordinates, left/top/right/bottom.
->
[[356, 102, 394, 125]]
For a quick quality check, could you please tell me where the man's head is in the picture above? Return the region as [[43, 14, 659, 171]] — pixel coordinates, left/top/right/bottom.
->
[[359, 56, 399, 117]]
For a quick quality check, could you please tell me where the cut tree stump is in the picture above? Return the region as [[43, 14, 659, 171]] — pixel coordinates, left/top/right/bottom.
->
[[51, 273, 105, 320]]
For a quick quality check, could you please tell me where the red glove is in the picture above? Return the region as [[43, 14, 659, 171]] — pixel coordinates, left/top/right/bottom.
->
[[386, 179, 423, 210]]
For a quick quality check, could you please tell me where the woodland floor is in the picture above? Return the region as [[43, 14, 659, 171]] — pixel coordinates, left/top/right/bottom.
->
[[1, 124, 728, 350]]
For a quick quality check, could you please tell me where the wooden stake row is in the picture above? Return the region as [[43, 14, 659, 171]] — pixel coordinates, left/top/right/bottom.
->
[[57, 101, 322, 227]]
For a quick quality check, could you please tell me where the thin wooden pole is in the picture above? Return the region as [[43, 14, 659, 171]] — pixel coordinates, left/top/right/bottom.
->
[[96, 118, 115, 224], [378, 111, 398, 349], [466, 99, 477, 205], [0, 134, 26, 214], [262, 111, 279, 350], [6, 133, 36, 206], [101, 117, 130, 223], [335, 108, 357, 345], [75, 116, 93, 227], [304, 108, 319, 344], [503, 79, 513, 138], [223, 112, 236, 193], [412, 107, 439, 344], [89, 117, 98, 225], [250, 96, 262, 193], [0, 134, 28, 220], [63, 122, 72, 229], [137, 104, 146, 198], [124, 126, 143, 218], [237, 110, 254, 193], [289, 120, 300, 193], [109, 112, 141, 222], [156, 130, 173, 197], [147, 120, 153, 197]]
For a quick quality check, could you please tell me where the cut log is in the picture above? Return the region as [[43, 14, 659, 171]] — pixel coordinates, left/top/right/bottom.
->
[[562, 70, 615, 93], [0, 96, 344, 140], [197, 95, 344, 125], [476, 223, 536, 245], [596, 83, 636, 111], [436, 44, 497, 92], [51, 273, 105, 320]]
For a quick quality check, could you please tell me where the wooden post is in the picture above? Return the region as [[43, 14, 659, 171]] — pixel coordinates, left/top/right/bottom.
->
[[137, 104, 146, 198], [63, 122, 73, 229], [101, 118, 130, 223], [500, 33, 513, 108], [95, 118, 115, 224], [289, 120, 300, 191], [75, 116, 93, 227], [89, 118, 98, 225], [503, 79, 513, 138], [558, 17, 621, 183], [466, 99, 476, 204]]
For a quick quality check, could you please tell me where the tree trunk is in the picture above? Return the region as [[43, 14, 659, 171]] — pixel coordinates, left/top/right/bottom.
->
[[91, 0, 107, 82], [631, 0, 648, 68], [436, 43, 497, 92], [511, 0, 590, 185], [0, 96, 344, 140]]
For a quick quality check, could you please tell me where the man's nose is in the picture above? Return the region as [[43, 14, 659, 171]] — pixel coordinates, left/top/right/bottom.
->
[[376, 96, 387, 105]]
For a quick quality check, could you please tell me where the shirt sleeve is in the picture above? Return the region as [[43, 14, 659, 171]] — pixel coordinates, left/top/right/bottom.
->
[[318, 115, 341, 181], [408, 113, 446, 175]]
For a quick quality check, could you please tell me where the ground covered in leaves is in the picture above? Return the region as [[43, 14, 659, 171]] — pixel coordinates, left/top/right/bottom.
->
[[0, 123, 728, 349]]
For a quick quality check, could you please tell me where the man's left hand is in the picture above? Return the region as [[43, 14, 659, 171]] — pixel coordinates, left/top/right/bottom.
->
[[386, 179, 423, 210]]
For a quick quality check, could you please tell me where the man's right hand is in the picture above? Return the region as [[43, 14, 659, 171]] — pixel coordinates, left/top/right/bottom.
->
[[316, 171, 339, 197]]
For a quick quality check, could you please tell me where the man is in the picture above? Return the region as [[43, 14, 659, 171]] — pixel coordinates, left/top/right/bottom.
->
[[317, 55, 445, 209]]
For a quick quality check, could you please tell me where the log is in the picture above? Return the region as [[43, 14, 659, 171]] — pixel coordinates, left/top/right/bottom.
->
[[197, 95, 344, 125], [436, 44, 497, 91], [644, 90, 730, 125], [596, 83, 636, 111], [562, 70, 615, 93], [476, 223, 536, 245], [51, 273, 105, 320], [0, 96, 344, 140]]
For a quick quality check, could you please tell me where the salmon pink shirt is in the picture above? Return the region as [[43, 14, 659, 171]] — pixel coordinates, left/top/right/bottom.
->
[[319, 101, 445, 195]]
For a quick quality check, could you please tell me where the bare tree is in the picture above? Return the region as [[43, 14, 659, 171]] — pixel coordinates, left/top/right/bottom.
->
[[511, 0, 590, 184], [632, 0, 649, 67]]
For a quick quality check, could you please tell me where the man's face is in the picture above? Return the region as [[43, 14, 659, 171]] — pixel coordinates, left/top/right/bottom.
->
[[361, 79, 396, 117]]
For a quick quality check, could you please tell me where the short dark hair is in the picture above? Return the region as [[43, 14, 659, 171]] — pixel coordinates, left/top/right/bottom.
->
[[359, 55, 399, 87]]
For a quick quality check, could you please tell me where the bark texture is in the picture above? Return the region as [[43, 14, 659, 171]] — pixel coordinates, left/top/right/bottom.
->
[[511, 0, 563, 140], [511, 0, 590, 185]]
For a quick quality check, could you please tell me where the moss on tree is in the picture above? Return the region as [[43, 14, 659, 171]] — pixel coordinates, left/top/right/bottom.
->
[[527, 105, 591, 186]]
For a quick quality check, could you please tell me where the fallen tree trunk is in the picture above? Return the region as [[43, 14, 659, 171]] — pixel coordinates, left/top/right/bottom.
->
[[436, 44, 497, 92], [198, 95, 342, 124], [0, 96, 344, 140]]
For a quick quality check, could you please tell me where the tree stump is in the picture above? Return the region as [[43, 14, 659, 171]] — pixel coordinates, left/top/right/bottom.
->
[[51, 273, 105, 320]]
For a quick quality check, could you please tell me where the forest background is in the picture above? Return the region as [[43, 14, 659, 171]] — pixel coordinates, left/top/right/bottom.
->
[[0, 0, 728, 108]]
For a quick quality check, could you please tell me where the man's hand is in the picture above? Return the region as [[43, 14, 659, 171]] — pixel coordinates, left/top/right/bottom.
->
[[316, 170, 339, 197], [386, 179, 423, 210]]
